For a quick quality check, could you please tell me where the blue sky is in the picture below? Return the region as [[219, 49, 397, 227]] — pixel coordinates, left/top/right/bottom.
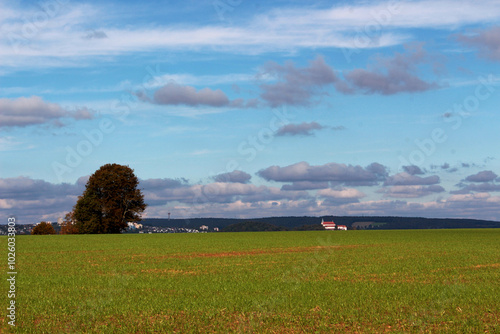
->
[[1, 0, 500, 223]]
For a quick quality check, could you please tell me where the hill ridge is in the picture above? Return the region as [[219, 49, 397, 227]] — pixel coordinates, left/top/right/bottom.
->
[[142, 216, 500, 230]]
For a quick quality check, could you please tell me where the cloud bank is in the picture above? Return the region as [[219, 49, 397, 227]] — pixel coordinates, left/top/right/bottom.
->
[[0, 96, 94, 128], [2, 162, 500, 223]]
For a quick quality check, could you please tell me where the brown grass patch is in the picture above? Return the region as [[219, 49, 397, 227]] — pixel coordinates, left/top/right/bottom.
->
[[431, 263, 500, 273], [140, 268, 199, 275]]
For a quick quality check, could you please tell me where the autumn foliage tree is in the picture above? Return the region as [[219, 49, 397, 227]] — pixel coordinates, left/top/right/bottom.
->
[[32, 222, 56, 235], [59, 211, 79, 234], [73, 164, 147, 234]]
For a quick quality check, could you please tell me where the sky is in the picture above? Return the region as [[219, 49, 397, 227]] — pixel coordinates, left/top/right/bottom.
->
[[1, 0, 500, 223]]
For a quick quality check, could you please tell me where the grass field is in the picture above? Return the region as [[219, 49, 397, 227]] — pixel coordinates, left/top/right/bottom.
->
[[2, 229, 499, 333]]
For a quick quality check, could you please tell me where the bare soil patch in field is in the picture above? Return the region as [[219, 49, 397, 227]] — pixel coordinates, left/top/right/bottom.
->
[[158, 244, 365, 260]]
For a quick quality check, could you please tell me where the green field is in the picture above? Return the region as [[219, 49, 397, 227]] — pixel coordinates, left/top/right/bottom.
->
[[2, 229, 499, 333]]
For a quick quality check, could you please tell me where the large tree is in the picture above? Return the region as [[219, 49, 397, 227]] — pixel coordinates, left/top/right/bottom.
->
[[73, 164, 147, 234]]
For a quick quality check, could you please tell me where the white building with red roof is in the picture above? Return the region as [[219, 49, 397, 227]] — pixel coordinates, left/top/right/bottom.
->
[[321, 219, 336, 230]]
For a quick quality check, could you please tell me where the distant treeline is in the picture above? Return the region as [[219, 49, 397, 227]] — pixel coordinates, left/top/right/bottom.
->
[[142, 216, 500, 230], [222, 221, 289, 232], [220, 221, 325, 232]]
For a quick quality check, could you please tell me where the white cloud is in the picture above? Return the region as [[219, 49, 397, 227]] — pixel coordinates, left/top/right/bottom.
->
[[152, 73, 254, 89], [379, 185, 445, 198], [266, 0, 500, 30], [258, 161, 388, 185], [317, 188, 366, 199], [0, 137, 33, 152], [3, 0, 500, 68]]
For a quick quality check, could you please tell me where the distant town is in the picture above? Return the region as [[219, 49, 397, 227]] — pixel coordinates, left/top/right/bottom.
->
[[0, 221, 219, 235], [0, 217, 353, 235]]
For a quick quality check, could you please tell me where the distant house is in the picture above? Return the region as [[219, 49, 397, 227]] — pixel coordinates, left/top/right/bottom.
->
[[321, 219, 336, 230], [337, 225, 347, 230], [127, 222, 143, 230]]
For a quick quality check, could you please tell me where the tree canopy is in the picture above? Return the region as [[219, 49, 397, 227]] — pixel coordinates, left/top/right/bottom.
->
[[32, 222, 56, 235], [73, 164, 146, 234], [292, 224, 325, 231], [59, 211, 79, 234]]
